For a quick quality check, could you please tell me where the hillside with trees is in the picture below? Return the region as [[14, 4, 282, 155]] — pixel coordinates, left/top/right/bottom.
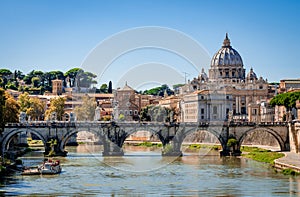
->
[[0, 68, 100, 95]]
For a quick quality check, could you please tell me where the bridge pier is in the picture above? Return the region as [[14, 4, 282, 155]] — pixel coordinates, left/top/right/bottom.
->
[[101, 122, 126, 156], [158, 124, 183, 157], [45, 137, 67, 157], [102, 139, 124, 156]]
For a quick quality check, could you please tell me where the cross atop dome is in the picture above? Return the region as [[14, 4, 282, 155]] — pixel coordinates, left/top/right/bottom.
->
[[222, 33, 231, 47]]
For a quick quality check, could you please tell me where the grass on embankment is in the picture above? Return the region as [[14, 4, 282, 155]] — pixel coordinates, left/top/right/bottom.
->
[[132, 142, 222, 150], [186, 144, 221, 151], [130, 141, 163, 147], [241, 146, 284, 164]]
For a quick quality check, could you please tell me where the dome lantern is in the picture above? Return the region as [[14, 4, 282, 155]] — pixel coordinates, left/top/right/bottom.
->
[[223, 33, 231, 47]]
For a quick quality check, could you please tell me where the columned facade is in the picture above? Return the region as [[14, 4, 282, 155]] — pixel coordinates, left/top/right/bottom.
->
[[180, 33, 273, 122]]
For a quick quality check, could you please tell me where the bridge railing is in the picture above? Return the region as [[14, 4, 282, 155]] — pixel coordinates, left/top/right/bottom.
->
[[5, 120, 289, 128]]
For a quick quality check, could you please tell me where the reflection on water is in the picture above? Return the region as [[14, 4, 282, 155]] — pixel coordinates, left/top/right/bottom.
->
[[1, 144, 300, 196]]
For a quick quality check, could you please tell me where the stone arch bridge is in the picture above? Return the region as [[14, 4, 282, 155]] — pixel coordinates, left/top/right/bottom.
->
[[1, 121, 299, 157]]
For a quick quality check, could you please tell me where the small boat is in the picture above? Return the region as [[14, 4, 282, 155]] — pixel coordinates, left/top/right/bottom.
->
[[21, 159, 62, 175]]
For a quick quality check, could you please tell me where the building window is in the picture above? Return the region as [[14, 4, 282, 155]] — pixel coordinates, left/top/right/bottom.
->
[[253, 109, 257, 115], [201, 108, 204, 114], [225, 72, 229, 77], [241, 107, 246, 114], [129, 110, 133, 115], [226, 108, 229, 114], [201, 116, 204, 120], [134, 110, 138, 115], [213, 106, 217, 114]]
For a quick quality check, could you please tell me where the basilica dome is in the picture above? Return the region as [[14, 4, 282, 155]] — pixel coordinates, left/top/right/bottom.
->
[[208, 33, 245, 81], [210, 33, 243, 67]]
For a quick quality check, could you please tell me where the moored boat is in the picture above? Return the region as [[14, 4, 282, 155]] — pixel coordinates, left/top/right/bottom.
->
[[21, 159, 62, 175]]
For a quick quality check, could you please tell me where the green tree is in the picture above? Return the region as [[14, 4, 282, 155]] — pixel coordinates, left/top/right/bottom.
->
[[64, 68, 83, 87], [140, 105, 174, 122], [0, 69, 12, 88], [4, 91, 19, 123], [100, 83, 108, 93], [0, 69, 12, 79], [14, 70, 25, 80], [0, 88, 6, 134], [33, 70, 44, 86], [18, 92, 31, 112], [73, 95, 96, 121], [143, 84, 174, 96], [270, 91, 300, 111], [108, 81, 113, 93], [78, 71, 97, 88], [44, 71, 65, 92], [45, 97, 66, 120], [27, 97, 46, 121], [31, 77, 40, 87], [23, 70, 35, 85]]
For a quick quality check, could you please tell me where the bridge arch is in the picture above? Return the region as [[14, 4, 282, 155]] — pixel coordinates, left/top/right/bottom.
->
[[1, 128, 47, 155], [59, 128, 103, 151], [125, 127, 159, 141], [182, 127, 226, 149], [237, 127, 286, 151]]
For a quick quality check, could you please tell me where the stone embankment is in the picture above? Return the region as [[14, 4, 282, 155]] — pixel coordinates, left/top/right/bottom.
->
[[274, 152, 300, 173]]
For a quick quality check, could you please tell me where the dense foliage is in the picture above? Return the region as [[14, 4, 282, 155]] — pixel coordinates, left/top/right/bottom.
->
[[45, 97, 66, 121], [0, 68, 99, 95], [142, 84, 174, 96], [73, 95, 96, 121], [140, 105, 174, 122], [270, 91, 300, 111], [0, 88, 20, 134]]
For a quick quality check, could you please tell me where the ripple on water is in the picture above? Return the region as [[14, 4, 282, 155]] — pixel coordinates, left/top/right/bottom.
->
[[2, 145, 300, 196]]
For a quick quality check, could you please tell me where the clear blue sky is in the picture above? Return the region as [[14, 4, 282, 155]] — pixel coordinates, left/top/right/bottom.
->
[[0, 0, 299, 88]]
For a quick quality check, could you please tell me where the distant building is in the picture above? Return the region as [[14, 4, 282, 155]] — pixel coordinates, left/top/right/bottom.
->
[[181, 90, 233, 122], [179, 34, 274, 122], [52, 79, 63, 95], [114, 83, 140, 121], [248, 101, 275, 123], [297, 100, 300, 121], [279, 79, 300, 93]]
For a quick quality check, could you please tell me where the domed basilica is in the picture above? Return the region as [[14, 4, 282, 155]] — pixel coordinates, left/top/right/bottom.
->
[[180, 34, 273, 122]]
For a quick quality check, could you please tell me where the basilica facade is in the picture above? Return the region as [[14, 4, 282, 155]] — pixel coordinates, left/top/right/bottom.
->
[[180, 34, 274, 122]]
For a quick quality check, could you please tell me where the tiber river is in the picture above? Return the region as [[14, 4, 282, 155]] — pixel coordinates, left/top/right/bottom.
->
[[1, 144, 300, 196]]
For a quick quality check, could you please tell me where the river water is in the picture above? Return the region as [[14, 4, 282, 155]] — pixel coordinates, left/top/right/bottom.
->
[[1, 144, 300, 196]]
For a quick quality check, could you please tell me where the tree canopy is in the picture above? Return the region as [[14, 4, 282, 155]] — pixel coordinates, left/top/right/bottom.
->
[[143, 84, 174, 96], [140, 105, 174, 122], [270, 91, 300, 111], [45, 97, 66, 121], [4, 92, 19, 123], [73, 95, 96, 121], [0, 88, 6, 134]]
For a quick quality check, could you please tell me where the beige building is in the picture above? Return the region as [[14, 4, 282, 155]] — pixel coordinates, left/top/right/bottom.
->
[[297, 100, 300, 120], [181, 90, 233, 122], [180, 34, 274, 122], [52, 79, 63, 95], [279, 79, 300, 93], [114, 83, 140, 121], [248, 101, 275, 123]]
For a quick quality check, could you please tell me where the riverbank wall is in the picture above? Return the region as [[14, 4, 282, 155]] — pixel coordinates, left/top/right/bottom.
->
[[274, 152, 300, 173]]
